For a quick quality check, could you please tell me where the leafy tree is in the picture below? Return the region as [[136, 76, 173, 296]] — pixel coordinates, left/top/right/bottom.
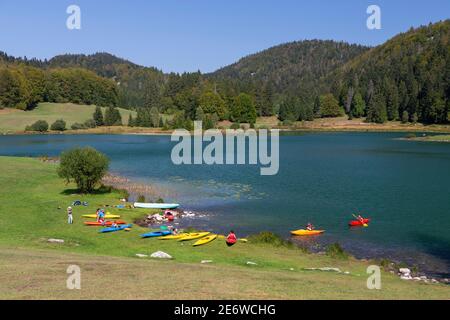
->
[[231, 93, 257, 123], [195, 106, 205, 121], [319, 94, 342, 117], [25, 120, 49, 132], [93, 106, 104, 126], [84, 119, 97, 128], [57, 147, 109, 193], [71, 123, 86, 130], [199, 91, 227, 120], [50, 119, 66, 131]]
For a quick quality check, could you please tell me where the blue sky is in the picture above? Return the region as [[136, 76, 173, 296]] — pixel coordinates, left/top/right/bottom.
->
[[0, 0, 448, 73]]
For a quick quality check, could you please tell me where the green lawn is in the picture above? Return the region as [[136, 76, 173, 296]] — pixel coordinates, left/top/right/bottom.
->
[[0, 103, 136, 133], [0, 156, 448, 299]]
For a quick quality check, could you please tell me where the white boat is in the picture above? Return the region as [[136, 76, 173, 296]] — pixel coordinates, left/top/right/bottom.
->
[[133, 202, 180, 209]]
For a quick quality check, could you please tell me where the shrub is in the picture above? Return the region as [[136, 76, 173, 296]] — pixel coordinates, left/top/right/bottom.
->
[[16, 102, 27, 111], [230, 123, 240, 130], [156, 197, 164, 203], [248, 232, 293, 248], [25, 120, 49, 132], [84, 119, 97, 129], [282, 119, 293, 126], [50, 119, 66, 131], [71, 123, 86, 130], [57, 147, 110, 193], [401, 111, 409, 124], [137, 195, 146, 203], [326, 243, 348, 259]]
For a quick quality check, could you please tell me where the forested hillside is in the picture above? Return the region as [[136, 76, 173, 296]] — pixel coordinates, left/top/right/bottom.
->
[[329, 20, 450, 124], [0, 20, 448, 128], [0, 63, 118, 110]]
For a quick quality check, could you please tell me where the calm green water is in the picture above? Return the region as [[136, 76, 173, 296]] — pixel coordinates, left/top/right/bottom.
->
[[0, 132, 449, 277]]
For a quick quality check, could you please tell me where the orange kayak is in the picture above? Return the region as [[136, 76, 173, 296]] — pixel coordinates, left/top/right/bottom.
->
[[290, 229, 325, 236], [84, 220, 127, 226]]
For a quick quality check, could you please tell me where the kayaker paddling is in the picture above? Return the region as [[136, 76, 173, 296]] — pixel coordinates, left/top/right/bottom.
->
[[306, 222, 314, 231]]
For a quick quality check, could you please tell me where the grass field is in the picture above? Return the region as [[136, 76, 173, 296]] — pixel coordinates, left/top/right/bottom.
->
[[0, 103, 136, 133], [0, 156, 448, 299]]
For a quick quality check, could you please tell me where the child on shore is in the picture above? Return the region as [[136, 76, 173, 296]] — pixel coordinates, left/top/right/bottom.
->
[[226, 230, 237, 247], [67, 206, 73, 224]]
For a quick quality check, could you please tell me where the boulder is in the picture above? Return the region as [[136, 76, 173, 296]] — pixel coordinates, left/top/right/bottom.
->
[[150, 251, 172, 259]]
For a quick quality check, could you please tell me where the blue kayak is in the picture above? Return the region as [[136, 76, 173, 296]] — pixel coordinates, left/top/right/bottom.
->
[[141, 231, 172, 238], [99, 224, 132, 233]]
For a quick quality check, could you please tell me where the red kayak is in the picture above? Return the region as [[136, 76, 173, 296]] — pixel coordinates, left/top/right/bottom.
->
[[349, 218, 370, 226], [84, 220, 127, 226]]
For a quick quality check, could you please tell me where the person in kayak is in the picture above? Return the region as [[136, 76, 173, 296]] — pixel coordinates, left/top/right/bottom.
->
[[226, 231, 237, 247], [306, 223, 314, 231]]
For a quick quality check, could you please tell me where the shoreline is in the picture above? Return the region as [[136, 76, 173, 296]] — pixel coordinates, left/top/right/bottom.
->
[[0, 155, 449, 299], [103, 171, 449, 283], [2, 118, 450, 136]]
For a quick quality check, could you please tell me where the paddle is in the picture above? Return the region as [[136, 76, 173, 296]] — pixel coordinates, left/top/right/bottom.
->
[[352, 213, 368, 227]]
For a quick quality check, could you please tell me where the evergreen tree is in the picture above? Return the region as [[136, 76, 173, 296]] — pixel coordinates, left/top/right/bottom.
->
[[366, 92, 387, 123], [128, 114, 134, 127], [93, 106, 104, 126], [149, 107, 160, 127], [313, 95, 321, 118], [319, 94, 342, 117], [351, 92, 365, 118]]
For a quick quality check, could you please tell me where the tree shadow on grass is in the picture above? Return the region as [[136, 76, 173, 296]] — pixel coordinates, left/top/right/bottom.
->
[[60, 185, 113, 196]]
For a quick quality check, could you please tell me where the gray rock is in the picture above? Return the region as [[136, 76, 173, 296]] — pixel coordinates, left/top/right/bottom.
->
[[399, 268, 411, 275], [48, 238, 64, 243], [150, 251, 172, 259], [136, 254, 148, 258]]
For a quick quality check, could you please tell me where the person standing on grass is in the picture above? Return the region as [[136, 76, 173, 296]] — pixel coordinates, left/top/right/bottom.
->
[[67, 206, 73, 224]]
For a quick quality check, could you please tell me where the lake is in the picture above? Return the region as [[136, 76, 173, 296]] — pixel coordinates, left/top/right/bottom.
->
[[1, 132, 449, 278]]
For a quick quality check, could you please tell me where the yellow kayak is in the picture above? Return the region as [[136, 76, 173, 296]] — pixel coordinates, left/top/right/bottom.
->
[[158, 233, 189, 240], [193, 234, 218, 246], [290, 229, 325, 236], [82, 214, 121, 219], [178, 232, 210, 241]]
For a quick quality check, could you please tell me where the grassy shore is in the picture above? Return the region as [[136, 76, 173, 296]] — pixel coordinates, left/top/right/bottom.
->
[[0, 156, 449, 299], [2, 104, 450, 135], [0, 103, 136, 134]]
